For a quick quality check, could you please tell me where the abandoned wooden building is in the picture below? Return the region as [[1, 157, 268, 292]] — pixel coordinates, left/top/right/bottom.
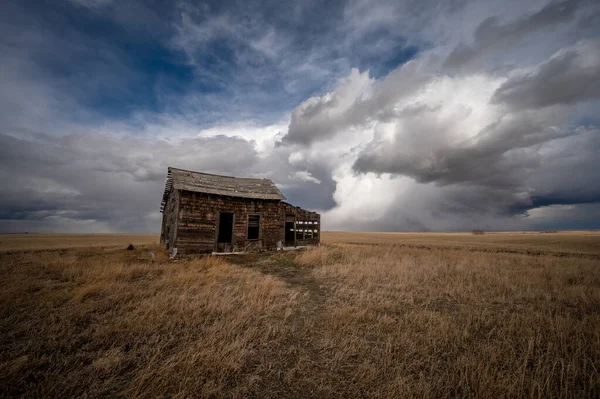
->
[[160, 167, 320, 256]]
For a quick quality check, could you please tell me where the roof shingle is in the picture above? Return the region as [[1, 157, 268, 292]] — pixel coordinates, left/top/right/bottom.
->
[[161, 167, 286, 211]]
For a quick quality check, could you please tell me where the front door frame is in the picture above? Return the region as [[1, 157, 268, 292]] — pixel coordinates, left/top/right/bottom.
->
[[216, 211, 235, 252]]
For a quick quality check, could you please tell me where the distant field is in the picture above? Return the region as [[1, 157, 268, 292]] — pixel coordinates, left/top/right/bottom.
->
[[0, 233, 159, 252], [1, 232, 599, 397], [2, 231, 599, 254], [322, 231, 600, 256]]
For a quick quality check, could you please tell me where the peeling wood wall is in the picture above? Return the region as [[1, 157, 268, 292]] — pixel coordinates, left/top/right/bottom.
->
[[176, 191, 282, 255], [160, 188, 180, 252], [160, 190, 321, 256]]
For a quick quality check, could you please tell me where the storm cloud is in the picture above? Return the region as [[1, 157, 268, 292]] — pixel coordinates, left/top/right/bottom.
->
[[1, 0, 599, 232], [491, 40, 600, 109], [443, 0, 586, 73]]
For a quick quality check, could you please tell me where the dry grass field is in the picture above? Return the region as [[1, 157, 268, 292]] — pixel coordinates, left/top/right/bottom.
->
[[0, 233, 159, 252], [322, 231, 600, 255], [1, 232, 599, 397]]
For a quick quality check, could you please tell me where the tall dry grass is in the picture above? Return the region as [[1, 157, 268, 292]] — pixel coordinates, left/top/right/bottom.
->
[[298, 244, 600, 397], [1, 238, 599, 397], [0, 244, 299, 397]]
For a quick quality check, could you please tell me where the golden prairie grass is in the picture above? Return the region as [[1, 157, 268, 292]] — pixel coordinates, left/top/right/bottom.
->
[[321, 231, 600, 255], [1, 245, 298, 397], [2, 231, 599, 254], [303, 244, 600, 397], [0, 233, 159, 252], [1, 233, 599, 397]]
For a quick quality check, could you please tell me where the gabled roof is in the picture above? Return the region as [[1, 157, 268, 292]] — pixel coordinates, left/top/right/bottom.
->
[[161, 167, 286, 211]]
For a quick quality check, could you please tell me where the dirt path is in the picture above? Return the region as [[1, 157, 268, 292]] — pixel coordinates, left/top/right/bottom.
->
[[226, 252, 341, 397], [227, 252, 330, 304]]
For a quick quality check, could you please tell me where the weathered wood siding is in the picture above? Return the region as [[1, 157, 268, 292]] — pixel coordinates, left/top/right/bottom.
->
[[160, 188, 180, 252], [280, 202, 321, 247], [176, 191, 282, 255], [161, 189, 321, 256]]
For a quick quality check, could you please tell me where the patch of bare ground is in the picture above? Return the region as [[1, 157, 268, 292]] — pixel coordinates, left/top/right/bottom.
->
[[1, 235, 599, 397], [234, 251, 330, 303]]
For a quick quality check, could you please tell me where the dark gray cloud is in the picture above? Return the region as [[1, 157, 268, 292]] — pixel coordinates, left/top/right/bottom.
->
[[0, 133, 262, 232], [353, 110, 566, 186], [0, 130, 339, 232], [1, 0, 599, 233], [526, 127, 600, 207], [491, 40, 600, 108], [443, 0, 586, 73], [281, 166, 337, 210], [330, 126, 600, 232], [352, 111, 600, 223], [281, 64, 428, 145]]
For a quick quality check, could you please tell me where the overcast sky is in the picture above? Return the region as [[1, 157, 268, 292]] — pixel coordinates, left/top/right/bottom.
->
[[1, 0, 599, 233]]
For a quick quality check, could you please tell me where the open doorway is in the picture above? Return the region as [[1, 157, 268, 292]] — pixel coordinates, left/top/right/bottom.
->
[[284, 214, 295, 246], [217, 212, 233, 244]]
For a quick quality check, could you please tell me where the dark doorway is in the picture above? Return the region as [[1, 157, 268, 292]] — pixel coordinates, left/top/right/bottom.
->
[[285, 221, 295, 246], [218, 212, 233, 243]]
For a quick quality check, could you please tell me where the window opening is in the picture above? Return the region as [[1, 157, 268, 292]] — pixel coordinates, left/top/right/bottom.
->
[[248, 215, 260, 240]]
